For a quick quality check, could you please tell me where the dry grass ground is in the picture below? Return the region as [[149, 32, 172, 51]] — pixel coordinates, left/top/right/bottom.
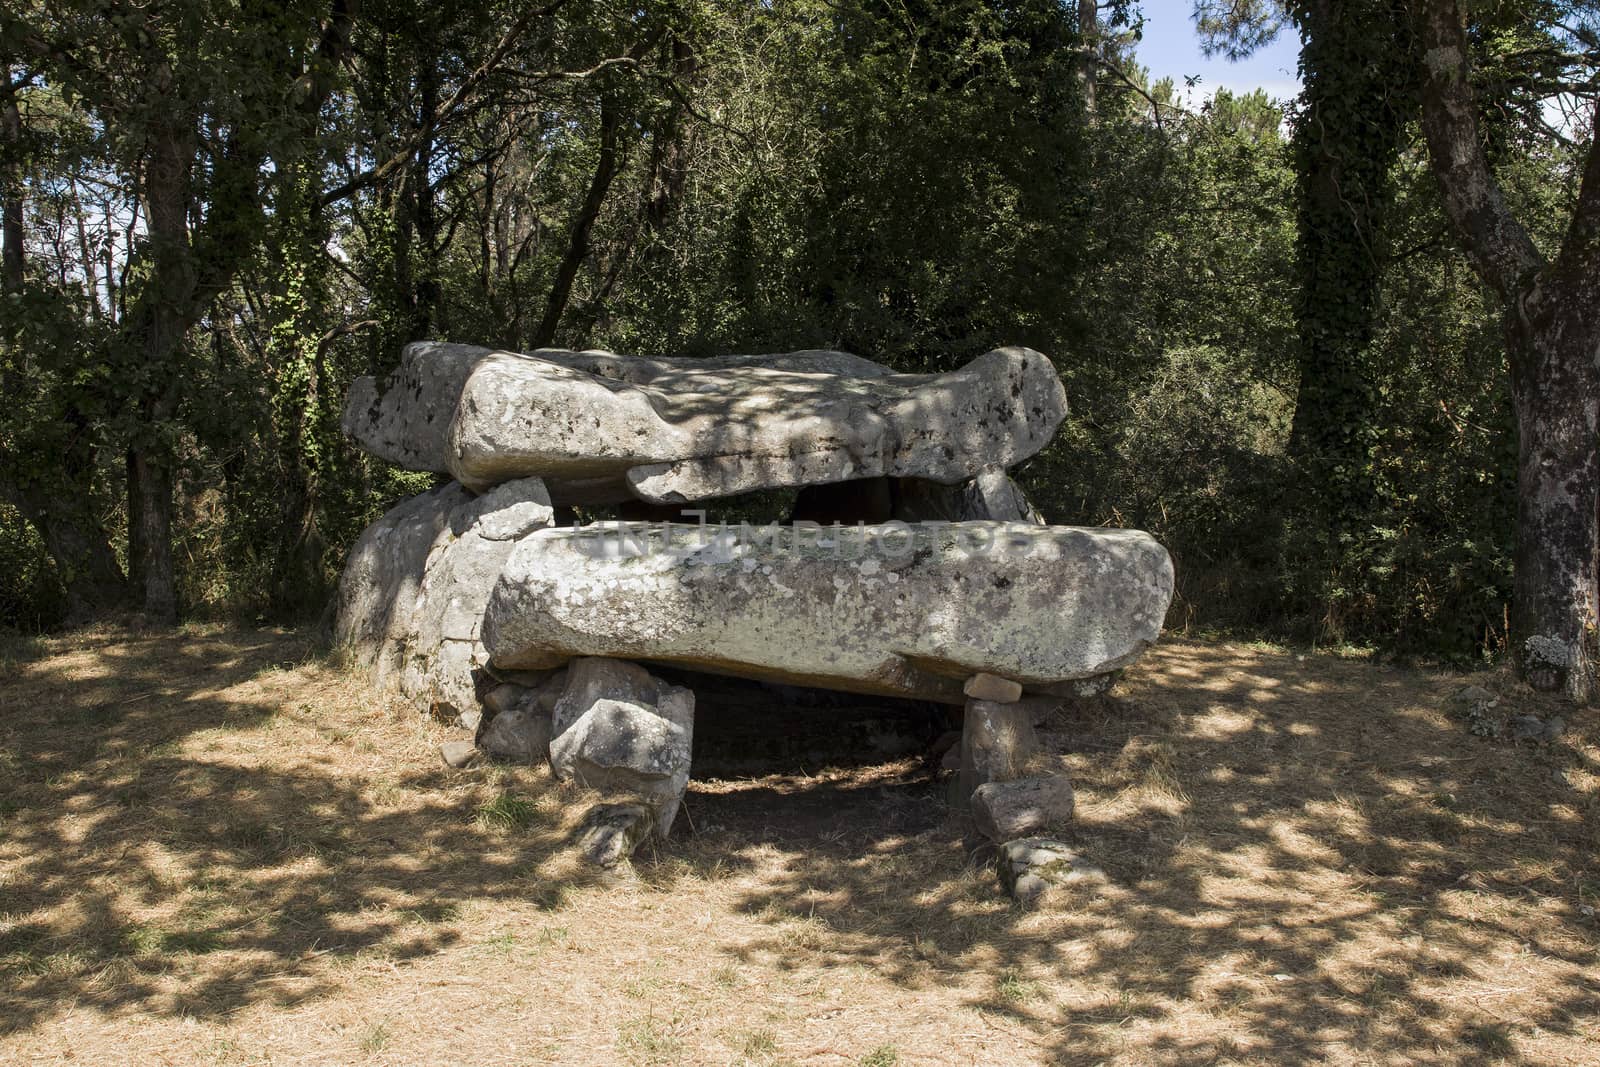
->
[[0, 625, 1597, 1066]]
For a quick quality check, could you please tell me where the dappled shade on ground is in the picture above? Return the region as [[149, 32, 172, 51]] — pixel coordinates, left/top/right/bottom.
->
[[0, 626, 1596, 1064]]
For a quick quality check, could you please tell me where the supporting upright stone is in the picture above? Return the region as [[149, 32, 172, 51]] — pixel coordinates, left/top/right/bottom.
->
[[971, 775, 1076, 841], [957, 698, 1039, 803], [548, 658, 695, 836]]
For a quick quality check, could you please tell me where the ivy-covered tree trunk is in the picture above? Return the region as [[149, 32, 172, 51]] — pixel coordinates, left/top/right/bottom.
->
[[1286, 0, 1414, 522], [266, 176, 334, 616], [1415, 0, 1600, 701], [125, 114, 196, 623]]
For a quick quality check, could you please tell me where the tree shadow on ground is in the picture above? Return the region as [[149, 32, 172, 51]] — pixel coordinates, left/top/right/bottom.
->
[[1, 628, 1595, 1064], [0, 625, 622, 1035], [666, 640, 1600, 1064]]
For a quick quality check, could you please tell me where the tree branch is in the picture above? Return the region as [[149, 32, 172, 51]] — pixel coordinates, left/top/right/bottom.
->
[[319, 0, 573, 207], [1552, 103, 1600, 302], [1412, 0, 1545, 302]]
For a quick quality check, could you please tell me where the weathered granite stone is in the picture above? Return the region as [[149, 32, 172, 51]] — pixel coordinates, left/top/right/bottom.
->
[[958, 699, 1039, 802], [332, 482, 471, 681], [971, 775, 1076, 841], [894, 467, 1045, 524], [395, 477, 555, 720], [577, 802, 657, 868], [997, 838, 1105, 904], [446, 346, 1065, 501], [483, 682, 530, 716], [964, 673, 1023, 703], [548, 658, 694, 835], [484, 521, 1173, 703], [343, 341, 893, 485], [439, 740, 479, 768], [478, 704, 553, 764]]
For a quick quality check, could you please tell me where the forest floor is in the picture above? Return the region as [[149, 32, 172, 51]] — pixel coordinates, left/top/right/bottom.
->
[[0, 625, 1597, 1066]]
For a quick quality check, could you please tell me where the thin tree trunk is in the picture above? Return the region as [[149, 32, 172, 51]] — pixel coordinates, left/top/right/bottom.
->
[[125, 448, 145, 593], [411, 56, 441, 338], [533, 93, 621, 348], [1, 71, 23, 293], [1077, 0, 1096, 115]]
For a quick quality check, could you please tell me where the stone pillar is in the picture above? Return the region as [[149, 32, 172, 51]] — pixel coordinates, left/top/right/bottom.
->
[[957, 697, 1039, 803]]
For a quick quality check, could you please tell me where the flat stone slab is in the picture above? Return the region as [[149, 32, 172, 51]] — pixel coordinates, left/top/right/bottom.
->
[[342, 341, 894, 492], [482, 521, 1173, 703], [343, 342, 1066, 504]]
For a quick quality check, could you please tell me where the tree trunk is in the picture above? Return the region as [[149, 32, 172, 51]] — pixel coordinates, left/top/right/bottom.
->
[[1, 68, 23, 293], [1508, 302, 1600, 700], [1, 475, 128, 622], [533, 93, 622, 348], [130, 445, 176, 621], [1077, 0, 1096, 115], [1412, 0, 1600, 700], [644, 36, 696, 236], [127, 113, 194, 623], [1286, 0, 1413, 524], [125, 447, 145, 593]]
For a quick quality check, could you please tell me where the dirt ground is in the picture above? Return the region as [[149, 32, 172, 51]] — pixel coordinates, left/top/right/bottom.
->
[[0, 625, 1596, 1066]]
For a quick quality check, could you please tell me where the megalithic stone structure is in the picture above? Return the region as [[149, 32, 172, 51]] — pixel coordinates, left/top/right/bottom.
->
[[332, 340, 1174, 872]]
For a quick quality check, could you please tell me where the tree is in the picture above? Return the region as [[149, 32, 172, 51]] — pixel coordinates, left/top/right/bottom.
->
[[3, 0, 358, 621], [1284, 0, 1416, 531], [1412, 0, 1600, 699], [0, 65, 130, 620]]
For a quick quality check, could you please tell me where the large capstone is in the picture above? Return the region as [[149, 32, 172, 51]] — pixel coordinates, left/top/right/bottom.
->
[[482, 521, 1174, 704], [342, 341, 894, 490], [343, 342, 1064, 504]]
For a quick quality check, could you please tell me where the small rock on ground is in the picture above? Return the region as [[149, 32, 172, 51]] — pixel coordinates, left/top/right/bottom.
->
[[1451, 684, 1498, 711], [577, 802, 656, 868], [439, 740, 478, 768], [1510, 714, 1566, 743], [478, 704, 553, 764], [997, 838, 1105, 904], [971, 775, 1076, 842]]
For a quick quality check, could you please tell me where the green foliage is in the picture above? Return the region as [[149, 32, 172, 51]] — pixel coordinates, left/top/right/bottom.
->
[[0, 501, 66, 629], [476, 791, 538, 832], [0, 0, 1582, 672]]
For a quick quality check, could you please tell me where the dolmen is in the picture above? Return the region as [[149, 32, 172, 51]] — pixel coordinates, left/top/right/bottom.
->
[[334, 341, 1173, 882]]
